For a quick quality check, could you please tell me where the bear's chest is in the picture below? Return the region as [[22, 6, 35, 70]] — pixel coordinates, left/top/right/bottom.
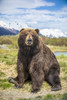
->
[[23, 57, 32, 71]]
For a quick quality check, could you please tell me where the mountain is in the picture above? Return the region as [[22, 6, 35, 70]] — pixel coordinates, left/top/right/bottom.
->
[[0, 20, 67, 37], [0, 27, 19, 36], [0, 21, 19, 36], [40, 29, 67, 38], [0, 20, 10, 28]]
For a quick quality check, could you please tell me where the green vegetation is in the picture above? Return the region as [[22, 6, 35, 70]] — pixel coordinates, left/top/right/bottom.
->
[[0, 35, 67, 50], [0, 49, 17, 65], [19, 94, 67, 100], [0, 72, 5, 77], [0, 79, 12, 89], [47, 45, 67, 52], [41, 36, 67, 46], [56, 55, 67, 82], [0, 35, 18, 48]]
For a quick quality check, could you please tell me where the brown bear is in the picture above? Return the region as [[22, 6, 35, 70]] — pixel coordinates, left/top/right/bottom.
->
[[8, 28, 62, 93]]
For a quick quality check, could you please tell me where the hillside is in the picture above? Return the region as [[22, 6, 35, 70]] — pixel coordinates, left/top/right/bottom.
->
[[0, 27, 19, 36]]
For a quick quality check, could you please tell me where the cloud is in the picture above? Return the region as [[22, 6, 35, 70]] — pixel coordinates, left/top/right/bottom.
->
[[0, 0, 55, 14], [0, 7, 67, 32], [62, 6, 67, 11]]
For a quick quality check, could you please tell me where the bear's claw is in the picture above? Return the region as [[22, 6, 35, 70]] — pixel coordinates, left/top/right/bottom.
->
[[8, 77, 17, 84], [14, 84, 22, 89], [31, 89, 40, 93]]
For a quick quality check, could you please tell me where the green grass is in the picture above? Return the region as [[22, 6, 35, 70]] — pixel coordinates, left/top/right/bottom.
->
[[57, 55, 67, 60], [59, 61, 67, 68], [0, 44, 67, 65], [62, 76, 67, 81], [0, 35, 18, 48], [0, 35, 67, 51], [56, 55, 67, 82], [47, 45, 67, 52], [0, 72, 5, 77], [0, 49, 17, 65], [41, 37, 67, 46], [19, 94, 67, 100], [0, 79, 12, 89]]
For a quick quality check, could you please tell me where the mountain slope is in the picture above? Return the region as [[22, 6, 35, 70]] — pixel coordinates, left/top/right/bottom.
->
[[0, 20, 19, 36], [0, 27, 19, 36], [0, 20, 10, 28]]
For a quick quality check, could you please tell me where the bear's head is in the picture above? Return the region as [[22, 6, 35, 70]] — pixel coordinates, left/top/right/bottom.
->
[[18, 28, 40, 48]]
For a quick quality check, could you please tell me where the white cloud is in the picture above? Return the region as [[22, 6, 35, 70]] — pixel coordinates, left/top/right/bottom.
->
[[62, 6, 67, 11], [0, 7, 67, 32], [0, 0, 55, 14]]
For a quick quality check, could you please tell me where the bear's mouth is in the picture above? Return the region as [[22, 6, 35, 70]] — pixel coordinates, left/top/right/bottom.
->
[[25, 40, 33, 46]]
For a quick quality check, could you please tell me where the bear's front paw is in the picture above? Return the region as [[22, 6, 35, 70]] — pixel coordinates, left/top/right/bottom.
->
[[31, 89, 40, 93], [14, 83, 22, 89]]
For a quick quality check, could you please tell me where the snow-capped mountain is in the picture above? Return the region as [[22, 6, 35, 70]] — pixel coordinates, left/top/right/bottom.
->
[[0, 20, 67, 37], [0, 20, 19, 35], [40, 29, 67, 38], [0, 20, 11, 29], [0, 20, 29, 30]]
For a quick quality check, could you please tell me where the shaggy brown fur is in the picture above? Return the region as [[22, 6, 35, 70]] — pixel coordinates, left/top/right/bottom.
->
[[8, 28, 61, 93]]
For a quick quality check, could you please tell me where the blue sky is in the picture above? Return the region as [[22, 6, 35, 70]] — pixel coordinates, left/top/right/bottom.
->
[[36, 0, 67, 11], [0, 0, 67, 32]]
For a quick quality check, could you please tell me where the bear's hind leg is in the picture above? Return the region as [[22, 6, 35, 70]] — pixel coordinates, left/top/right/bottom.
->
[[30, 68, 44, 93], [45, 68, 62, 91]]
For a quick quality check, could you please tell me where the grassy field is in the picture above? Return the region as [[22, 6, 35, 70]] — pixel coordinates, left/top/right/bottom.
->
[[0, 36, 67, 100], [47, 45, 67, 52]]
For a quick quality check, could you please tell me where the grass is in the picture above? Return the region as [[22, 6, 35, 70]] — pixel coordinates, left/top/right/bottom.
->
[[0, 79, 12, 89], [0, 35, 18, 48], [19, 94, 67, 100], [0, 72, 5, 77], [47, 45, 67, 52], [59, 61, 67, 68], [0, 35, 67, 52], [0, 49, 17, 65], [41, 37, 67, 46]]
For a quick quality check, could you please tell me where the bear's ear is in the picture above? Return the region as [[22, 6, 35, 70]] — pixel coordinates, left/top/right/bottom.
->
[[20, 28, 24, 32], [35, 29, 39, 34]]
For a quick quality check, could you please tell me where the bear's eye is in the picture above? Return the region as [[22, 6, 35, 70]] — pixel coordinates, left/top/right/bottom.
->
[[32, 34, 34, 37], [24, 34, 27, 36]]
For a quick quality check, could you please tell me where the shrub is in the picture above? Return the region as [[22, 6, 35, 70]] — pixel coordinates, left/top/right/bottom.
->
[[41, 37, 67, 46]]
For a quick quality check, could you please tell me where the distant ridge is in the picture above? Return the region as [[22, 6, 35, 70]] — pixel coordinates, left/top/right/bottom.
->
[[0, 20, 67, 37], [0, 27, 19, 36]]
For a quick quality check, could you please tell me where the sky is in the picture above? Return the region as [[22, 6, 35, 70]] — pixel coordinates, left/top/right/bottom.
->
[[0, 0, 67, 32]]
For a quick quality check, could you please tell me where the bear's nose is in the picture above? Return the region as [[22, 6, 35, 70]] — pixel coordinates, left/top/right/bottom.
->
[[27, 38, 32, 43], [28, 38, 32, 42]]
